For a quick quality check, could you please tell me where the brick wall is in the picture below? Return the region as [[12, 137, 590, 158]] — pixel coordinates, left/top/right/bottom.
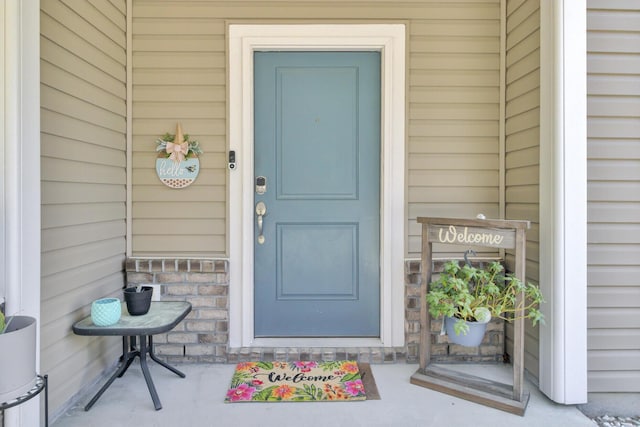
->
[[126, 258, 505, 365], [126, 258, 229, 363]]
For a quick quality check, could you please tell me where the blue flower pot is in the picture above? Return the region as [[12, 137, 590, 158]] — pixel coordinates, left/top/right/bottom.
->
[[91, 298, 122, 326], [445, 315, 488, 347]]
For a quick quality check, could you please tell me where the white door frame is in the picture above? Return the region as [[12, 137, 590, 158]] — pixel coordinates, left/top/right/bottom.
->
[[228, 24, 406, 348]]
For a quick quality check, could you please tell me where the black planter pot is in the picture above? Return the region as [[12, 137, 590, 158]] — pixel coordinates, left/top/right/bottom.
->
[[124, 286, 153, 315]]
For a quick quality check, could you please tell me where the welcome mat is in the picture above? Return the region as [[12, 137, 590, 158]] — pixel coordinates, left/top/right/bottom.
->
[[225, 361, 379, 402]]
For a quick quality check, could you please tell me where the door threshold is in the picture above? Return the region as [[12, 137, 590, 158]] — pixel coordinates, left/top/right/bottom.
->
[[250, 337, 383, 348]]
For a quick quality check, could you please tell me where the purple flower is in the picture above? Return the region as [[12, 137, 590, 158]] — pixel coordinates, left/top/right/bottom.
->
[[293, 361, 317, 372], [344, 379, 365, 396], [226, 383, 256, 401]]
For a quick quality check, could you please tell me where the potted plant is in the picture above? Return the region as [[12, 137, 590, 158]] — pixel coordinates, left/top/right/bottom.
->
[[425, 260, 544, 346], [0, 304, 38, 402]]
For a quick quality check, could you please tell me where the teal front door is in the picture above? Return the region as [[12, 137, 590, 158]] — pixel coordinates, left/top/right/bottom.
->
[[254, 51, 381, 337]]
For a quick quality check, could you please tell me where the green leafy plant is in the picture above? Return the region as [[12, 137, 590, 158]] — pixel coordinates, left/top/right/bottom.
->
[[0, 311, 5, 334], [426, 260, 545, 336]]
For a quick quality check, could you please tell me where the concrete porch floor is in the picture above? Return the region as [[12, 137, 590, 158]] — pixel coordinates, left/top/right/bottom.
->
[[52, 363, 595, 426]]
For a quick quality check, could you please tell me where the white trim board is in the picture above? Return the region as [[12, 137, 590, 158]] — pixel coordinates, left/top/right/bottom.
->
[[228, 24, 406, 348], [539, 0, 588, 404], [2, 1, 41, 425], [126, 0, 133, 257]]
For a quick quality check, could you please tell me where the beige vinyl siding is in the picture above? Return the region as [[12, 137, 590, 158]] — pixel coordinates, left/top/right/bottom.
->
[[131, 0, 503, 257], [504, 0, 540, 379], [40, 0, 127, 413], [131, 3, 226, 256], [587, 0, 640, 392], [408, 6, 502, 257]]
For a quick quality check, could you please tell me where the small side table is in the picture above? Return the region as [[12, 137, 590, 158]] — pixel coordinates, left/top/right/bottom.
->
[[0, 374, 48, 427], [73, 301, 192, 411]]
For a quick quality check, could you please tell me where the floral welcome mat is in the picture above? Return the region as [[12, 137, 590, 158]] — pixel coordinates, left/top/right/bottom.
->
[[225, 361, 372, 402]]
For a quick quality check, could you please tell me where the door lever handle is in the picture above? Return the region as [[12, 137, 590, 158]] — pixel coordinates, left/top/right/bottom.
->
[[256, 202, 266, 244]]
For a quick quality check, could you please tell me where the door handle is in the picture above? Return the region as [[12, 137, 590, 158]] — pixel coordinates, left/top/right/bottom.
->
[[256, 202, 266, 244]]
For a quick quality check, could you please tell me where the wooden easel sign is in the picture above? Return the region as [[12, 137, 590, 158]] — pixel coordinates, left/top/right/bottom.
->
[[410, 216, 531, 416]]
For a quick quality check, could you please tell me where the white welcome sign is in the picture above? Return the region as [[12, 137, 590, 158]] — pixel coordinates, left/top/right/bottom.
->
[[427, 224, 514, 249]]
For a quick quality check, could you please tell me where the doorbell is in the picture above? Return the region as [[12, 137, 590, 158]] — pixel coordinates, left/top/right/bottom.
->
[[228, 150, 237, 170]]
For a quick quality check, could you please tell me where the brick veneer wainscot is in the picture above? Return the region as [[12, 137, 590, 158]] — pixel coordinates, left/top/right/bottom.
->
[[126, 258, 505, 365], [126, 258, 229, 363]]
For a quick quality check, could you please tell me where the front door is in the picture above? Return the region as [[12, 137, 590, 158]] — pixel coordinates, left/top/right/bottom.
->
[[253, 51, 381, 337]]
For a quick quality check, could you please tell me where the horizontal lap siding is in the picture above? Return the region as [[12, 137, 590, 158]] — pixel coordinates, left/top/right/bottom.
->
[[587, 0, 640, 392], [131, 0, 502, 257], [505, 0, 540, 379], [132, 3, 225, 255], [407, 4, 502, 257], [40, 0, 127, 414]]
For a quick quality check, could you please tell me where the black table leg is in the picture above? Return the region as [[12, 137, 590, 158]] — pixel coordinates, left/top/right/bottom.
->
[[117, 336, 136, 378], [148, 336, 186, 378], [44, 374, 49, 427], [84, 334, 186, 411], [139, 335, 162, 410], [84, 348, 137, 411]]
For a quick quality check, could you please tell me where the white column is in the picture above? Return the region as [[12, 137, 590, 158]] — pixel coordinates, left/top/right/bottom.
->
[[2, 0, 41, 425], [539, 0, 588, 404]]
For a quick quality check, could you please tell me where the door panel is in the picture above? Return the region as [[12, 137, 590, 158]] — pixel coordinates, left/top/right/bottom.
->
[[277, 66, 358, 199], [278, 223, 358, 299], [254, 51, 380, 337]]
